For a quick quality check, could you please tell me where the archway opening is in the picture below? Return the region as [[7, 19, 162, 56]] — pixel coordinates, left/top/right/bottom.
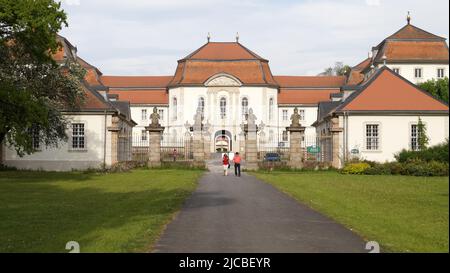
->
[[214, 130, 233, 153]]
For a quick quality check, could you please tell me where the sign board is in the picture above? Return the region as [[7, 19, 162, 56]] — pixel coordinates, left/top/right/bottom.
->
[[307, 146, 321, 154], [351, 149, 360, 155]]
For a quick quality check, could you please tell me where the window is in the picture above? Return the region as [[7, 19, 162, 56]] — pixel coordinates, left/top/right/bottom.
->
[[158, 109, 164, 120], [299, 110, 305, 121], [269, 98, 274, 121], [366, 124, 379, 151], [415, 68, 423, 79], [410, 124, 419, 151], [172, 97, 177, 121], [437, 68, 445, 79], [241, 97, 249, 118], [282, 110, 288, 121], [72, 123, 85, 150], [282, 131, 288, 142], [220, 97, 227, 119], [141, 130, 147, 141], [141, 109, 147, 121], [393, 68, 400, 74], [198, 97, 205, 114], [28, 128, 40, 150]]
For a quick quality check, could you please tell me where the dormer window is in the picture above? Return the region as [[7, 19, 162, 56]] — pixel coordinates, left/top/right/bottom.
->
[[415, 68, 423, 79], [437, 68, 445, 79]]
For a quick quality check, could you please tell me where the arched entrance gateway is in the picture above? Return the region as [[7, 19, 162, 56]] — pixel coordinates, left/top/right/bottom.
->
[[214, 130, 232, 152]]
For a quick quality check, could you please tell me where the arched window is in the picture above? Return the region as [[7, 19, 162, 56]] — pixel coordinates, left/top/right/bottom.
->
[[269, 98, 274, 121], [220, 97, 227, 119], [172, 97, 177, 121], [198, 97, 205, 115], [241, 97, 249, 118]]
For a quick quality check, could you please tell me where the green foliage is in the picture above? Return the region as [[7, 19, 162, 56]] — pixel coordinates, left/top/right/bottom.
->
[[396, 140, 449, 163], [0, 0, 85, 156], [341, 162, 371, 175], [320, 62, 351, 76], [418, 77, 449, 103], [401, 161, 449, 177], [364, 161, 449, 177], [417, 118, 429, 150]]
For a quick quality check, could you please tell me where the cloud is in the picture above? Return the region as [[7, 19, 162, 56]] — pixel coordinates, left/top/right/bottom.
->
[[366, 0, 381, 6], [60, 0, 449, 76]]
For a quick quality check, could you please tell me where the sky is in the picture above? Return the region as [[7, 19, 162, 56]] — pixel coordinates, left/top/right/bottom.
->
[[59, 0, 450, 76]]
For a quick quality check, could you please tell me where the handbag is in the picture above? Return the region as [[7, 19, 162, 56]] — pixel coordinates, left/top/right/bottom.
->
[[228, 164, 231, 169]]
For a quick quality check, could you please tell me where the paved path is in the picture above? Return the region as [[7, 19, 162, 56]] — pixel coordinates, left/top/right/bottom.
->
[[153, 159, 366, 253]]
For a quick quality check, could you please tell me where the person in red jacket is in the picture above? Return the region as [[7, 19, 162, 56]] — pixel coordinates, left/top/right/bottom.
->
[[233, 152, 241, 177], [222, 154, 229, 176]]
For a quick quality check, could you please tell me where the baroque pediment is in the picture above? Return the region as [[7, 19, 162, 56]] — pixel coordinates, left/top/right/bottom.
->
[[205, 73, 242, 87]]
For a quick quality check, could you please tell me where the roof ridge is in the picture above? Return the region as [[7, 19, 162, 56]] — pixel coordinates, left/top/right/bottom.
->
[[336, 66, 449, 112], [387, 23, 446, 40]]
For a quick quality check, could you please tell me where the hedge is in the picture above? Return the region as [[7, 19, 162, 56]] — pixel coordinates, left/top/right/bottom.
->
[[395, 140, 449, 163]]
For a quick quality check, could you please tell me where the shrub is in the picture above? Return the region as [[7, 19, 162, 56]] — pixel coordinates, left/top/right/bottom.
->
[[364, 163, 392, 175], [0, 164, 17, 171], [396, 140, 449, 163], [387, 162, 405, 175], [401, 161, 449, 177], [341, 163, 371, 175]]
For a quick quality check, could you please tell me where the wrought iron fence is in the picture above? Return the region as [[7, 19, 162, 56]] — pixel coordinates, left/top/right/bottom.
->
[[161, 135, 193, 162], [257, 138, 290, 162], [131, 133, 149, 163], [118, 132, 133, 162], [303, 135, 333, 163]]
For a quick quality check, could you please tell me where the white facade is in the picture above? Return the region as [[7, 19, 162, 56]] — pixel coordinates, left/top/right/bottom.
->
[[377, 63, 449, 84], [131, 105, 169, 142], [3, 113, 133, 171], [165, 83, 280, 152], [339, 114, 449, 162]]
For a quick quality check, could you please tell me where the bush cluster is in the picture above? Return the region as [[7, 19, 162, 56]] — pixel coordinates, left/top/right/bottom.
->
[[395, 140, 449, 163], [363, 161, 448, 177], [340, 163, 371, 175], [342, 141, 449, 177]]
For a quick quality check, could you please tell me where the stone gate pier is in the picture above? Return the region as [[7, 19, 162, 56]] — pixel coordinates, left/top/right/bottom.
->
[[146, 107, 164, 168], [287, 107, 306, 169]]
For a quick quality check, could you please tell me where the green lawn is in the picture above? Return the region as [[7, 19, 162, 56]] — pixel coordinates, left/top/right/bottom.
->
[[252, 171, 449, 253], [0, 169, 203, 253]]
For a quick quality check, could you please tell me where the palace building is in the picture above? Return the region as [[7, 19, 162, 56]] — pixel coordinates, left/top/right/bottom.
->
[[1, 17, 449, 170]]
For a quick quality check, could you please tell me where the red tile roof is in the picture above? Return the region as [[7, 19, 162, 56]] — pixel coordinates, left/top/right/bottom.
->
[[102, 76, 173, 88], [373, 24, 449, 64], [169, 42, 277, 87], [346, 58, 372, 86], [339, 68, 449, 112], [274, 76, 346, 88], [278, 89, 340, 105], [182, 42, 265, 61], [108, 90, 168, 105], [387, 24, 446, 40], [375, 41, 449, 63], [169, 60, 278, 86]]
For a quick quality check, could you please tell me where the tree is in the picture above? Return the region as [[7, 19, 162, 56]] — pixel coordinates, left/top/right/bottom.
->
[[319, 62, 351, 77], [0, 0, 85, 156], [418, 77, 449, 103], [417, 117, 429, 151]]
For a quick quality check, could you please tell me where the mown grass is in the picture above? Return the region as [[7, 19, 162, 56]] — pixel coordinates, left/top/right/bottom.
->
[[0, 169, 203, 253], [252, 171, 449, 253]]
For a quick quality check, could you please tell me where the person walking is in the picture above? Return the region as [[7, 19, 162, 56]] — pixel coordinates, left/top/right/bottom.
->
[[233, 152, 241, 177], [222, 153, 229, 176]]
